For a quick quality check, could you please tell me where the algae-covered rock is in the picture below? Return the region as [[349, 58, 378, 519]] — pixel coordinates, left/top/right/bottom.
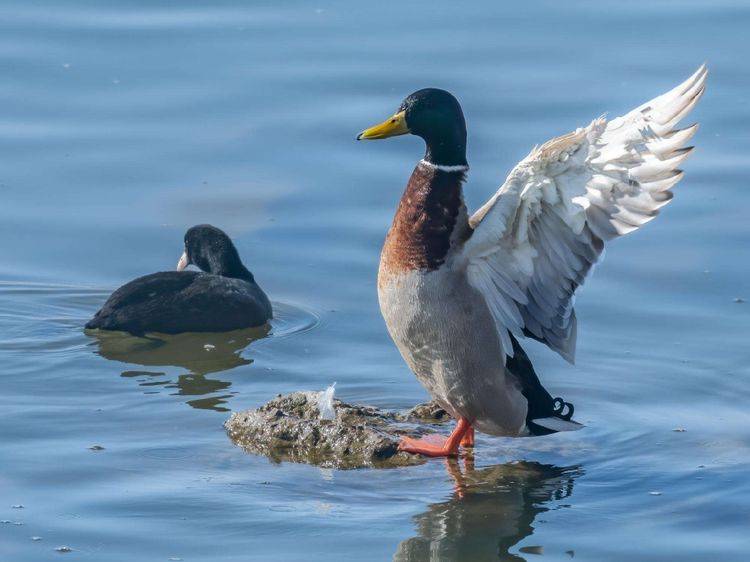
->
[[225, 392, 448, 469], [405, 401, 450, 423]]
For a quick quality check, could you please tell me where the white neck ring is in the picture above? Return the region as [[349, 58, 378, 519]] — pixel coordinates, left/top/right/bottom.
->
[[419, 159, 469, 173]]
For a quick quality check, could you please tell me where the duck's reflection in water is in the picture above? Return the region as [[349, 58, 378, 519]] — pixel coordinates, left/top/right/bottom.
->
[[90, 326, 270, 411], [394, 458, 582, 562]]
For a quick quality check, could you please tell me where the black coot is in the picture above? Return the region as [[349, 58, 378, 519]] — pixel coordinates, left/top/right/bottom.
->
[[86, 225, 272, 334]]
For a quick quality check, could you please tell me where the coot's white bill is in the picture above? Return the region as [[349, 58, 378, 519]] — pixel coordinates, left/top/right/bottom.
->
[[176, 251, 188, 271]]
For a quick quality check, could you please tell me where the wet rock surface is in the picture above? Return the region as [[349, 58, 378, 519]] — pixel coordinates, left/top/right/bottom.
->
[[225, 392, 449, 469]]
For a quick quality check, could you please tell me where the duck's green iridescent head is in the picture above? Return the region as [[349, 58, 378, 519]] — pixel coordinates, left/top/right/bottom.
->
[[357, 88, 468, 167]]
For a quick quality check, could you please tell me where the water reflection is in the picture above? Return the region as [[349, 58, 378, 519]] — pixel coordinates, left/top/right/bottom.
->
[[394, 460, 582, 562], [89, 327, 269, 411]]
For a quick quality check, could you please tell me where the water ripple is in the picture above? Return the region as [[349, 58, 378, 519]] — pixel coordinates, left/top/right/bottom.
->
[[0, 281, 320, 356]]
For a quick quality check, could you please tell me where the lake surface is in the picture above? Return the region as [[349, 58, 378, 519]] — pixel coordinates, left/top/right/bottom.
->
[[1, 1, 749, 560]]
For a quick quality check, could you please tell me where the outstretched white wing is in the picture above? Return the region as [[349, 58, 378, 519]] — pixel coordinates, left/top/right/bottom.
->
[[459, 65, 707, 363]]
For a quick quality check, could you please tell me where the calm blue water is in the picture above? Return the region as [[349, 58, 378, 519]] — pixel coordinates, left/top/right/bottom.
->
[[1, 1, 749, 560]]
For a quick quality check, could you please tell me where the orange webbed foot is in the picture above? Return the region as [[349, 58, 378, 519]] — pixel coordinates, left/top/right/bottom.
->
[[398, 418, 472, 458], [398, 434, 458, 457]]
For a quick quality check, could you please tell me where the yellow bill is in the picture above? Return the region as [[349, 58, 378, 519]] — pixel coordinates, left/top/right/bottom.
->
[[356, 110, 409, 140]]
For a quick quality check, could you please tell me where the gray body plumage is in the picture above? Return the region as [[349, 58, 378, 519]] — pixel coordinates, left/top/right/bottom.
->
[[379, 261, 529, 437]]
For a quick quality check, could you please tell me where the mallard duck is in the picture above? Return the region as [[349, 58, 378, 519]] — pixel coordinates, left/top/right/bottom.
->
[[86, 225, 272, 335], [357, 65, 707, 456]]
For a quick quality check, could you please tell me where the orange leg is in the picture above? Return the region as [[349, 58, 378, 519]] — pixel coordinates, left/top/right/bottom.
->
[[460, 426, 475, 447], [398, 418, 472, 457]]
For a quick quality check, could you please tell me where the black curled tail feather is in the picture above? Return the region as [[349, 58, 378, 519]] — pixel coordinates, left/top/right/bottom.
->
[[552, 397, 575, 421]]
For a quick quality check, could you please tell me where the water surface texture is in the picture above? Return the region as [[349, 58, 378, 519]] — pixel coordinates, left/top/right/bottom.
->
[[1, 2, 749, 561]]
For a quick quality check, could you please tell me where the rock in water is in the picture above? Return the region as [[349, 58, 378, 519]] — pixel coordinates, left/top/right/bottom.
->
[[225, 392, 448, 469]]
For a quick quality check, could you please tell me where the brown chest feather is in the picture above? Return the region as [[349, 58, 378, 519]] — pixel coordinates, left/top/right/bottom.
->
[[381, 164, 470, 274]]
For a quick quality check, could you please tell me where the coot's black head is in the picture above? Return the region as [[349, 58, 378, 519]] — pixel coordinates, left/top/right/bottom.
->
[[176, 225, 254, 281], [356, 88, 467, 167]]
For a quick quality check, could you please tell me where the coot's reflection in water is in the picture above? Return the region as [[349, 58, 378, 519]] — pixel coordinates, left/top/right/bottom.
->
[[394, 460, 582, 562], [89, 326, 270, 411]]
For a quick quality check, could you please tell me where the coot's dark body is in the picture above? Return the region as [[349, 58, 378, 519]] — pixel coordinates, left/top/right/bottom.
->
[[86, 271, 271, 334], [86, 225, 272, 335]]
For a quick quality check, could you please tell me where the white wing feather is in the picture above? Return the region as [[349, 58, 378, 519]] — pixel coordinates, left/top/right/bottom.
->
[[460, 65, 707, 363]]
